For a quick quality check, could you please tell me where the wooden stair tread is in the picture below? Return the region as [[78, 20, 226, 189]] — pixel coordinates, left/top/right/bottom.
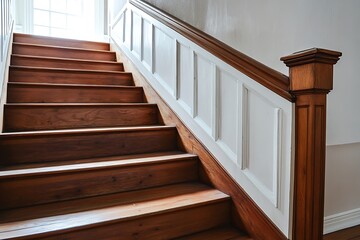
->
[[11, 54, 125, 72], [0, 151, 186, 171], [174, 226, 252, 240], [7, 81, 140, 89], [0, 125, 174, 138], [4, 103, 156, 106], [0, 125, 178, 165], [0, 184, 229, 239], [11, 54, 122, 65], [7, 82, 144, 103], [10, 65, 130, 75], [13, 42, 113, 54], [3, 103, 161, 132], [12, 43, 116, 61], [0, 183, 208, 223], [0, 153, 197, 178], [13, 33, 110, 50]]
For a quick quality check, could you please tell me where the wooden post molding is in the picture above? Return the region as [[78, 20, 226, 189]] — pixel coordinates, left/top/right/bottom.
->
[[281, 48, 342, 240]]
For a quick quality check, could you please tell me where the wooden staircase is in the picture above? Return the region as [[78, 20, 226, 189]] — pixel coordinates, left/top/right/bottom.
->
[[0, 33, 251, 239]]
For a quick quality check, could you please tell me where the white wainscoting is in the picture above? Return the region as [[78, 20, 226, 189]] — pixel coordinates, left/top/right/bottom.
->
[[110, 4, 294, 237]]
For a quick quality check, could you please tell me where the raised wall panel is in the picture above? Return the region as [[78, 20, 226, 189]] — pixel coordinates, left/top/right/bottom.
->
[[242, 87, 280, 205], [131, 12, 142, 59], [153, 27, 175, 95], [195, 53, 213, 134], [124, 10, 132, 49], [177, 43, 193, 114], [217, 70, 238, 161], [112, 5, 293, 236], [142, 19, 152, 70], [112, 13, 124, 44]]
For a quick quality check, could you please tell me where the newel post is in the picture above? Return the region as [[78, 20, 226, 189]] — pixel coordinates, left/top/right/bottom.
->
[[281, 48, 342, 240]]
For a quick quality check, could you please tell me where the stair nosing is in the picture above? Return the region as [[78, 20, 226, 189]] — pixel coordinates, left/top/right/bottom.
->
[[0, 186, 229, 239], [8, 81, 141, 89], [0, 125, 176, 137], [11, 54, 123, 65], [10, 65, 131, 75], [13, 42, 114, 54], [0, 153, 197, 179]]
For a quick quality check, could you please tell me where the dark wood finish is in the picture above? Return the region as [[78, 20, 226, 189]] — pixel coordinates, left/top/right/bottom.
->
[[0, 126, 178, 166], [323, 225, 360, 240], [0, 186, 229, 239], [0, 154, 198, 209], [4, 103, 160, 131], [13, 33, 110, 51], [12, 43, 117, 61], [0, 183, 214, 222], [129, 0, 293, 101], [281, 48, 342, 240], [9, 66, 133, 85], [114, 45, 285, 240], [7, 82, 144, 103], [174, 226, 252, 240], [11, 54, 125, 72]]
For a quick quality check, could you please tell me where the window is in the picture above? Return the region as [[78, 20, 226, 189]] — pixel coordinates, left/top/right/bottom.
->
[[32, 0, 103, 39]]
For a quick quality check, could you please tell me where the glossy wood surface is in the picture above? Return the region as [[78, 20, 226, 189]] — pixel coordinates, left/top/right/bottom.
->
[[7, 82, 144, 103], [282, 48, 341, 240], [11, 54, 124, 71], [4, 103, 160, 131], [9, 66, 132, 85], [13, 33, 110, 50], [0, 126, 178, 165], [0, 33, 249, 239], [12, 43, 116, 61], [323, 225, 360, 240], [0, 154, 198, 209]]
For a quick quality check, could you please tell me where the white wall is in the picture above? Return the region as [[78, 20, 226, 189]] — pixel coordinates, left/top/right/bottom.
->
[[112, 0, 360, 233]]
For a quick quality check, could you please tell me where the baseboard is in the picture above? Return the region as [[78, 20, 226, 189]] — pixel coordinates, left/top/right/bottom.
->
[[324, 208, 360, 234]]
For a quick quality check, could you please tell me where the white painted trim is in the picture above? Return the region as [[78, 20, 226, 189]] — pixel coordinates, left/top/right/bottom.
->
[[324, 208, 360, 234], [110, 4, 294, 236]]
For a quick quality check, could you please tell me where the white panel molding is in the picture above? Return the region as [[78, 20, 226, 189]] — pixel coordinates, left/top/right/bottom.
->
[[324, 208, 360, 234], [110, 4, 294, 237], [175, 40, 180, 100], [191, 50, 197, 118], [212, 64, 219, 141]]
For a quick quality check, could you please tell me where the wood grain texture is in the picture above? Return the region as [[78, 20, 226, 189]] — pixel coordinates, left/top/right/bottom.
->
[[13, 33, 110, 51], [0, 126, 178, 166], [113, 44, 286, 240], [4, 103, 160, 131], [0, 188, 229, 240], [174, 226, 252, 240], [9, 66, 133, 85], [12, 43, 116, 61], [0, 182, 212, 223], [11, 55, 125, 72], [0, 155, 198, 209], [282, 48, 341, 240], [323, 225, 360, 240], [7, 82, 144, 103], [129, 0, 293, 101]]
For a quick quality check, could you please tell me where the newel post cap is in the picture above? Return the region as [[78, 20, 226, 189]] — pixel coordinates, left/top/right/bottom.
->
[[281, 48, 342, 93]]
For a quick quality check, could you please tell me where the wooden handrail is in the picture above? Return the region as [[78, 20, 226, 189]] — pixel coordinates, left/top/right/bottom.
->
[[130, 0, 294, 101]]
